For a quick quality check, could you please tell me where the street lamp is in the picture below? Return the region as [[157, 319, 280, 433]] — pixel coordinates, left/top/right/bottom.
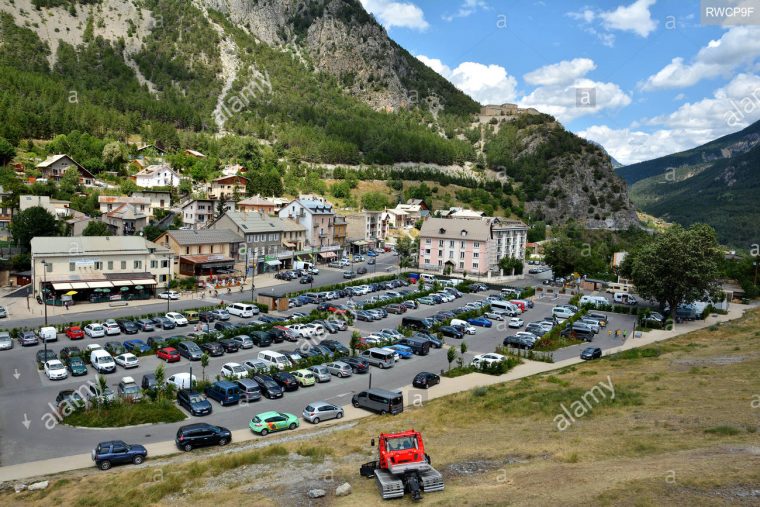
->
[[40, 260, 48, 361], [250, 254, 257, 304], [166, 255, 172, 313]]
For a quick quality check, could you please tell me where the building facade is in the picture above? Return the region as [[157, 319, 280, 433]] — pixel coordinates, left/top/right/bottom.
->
[[278, 198, 339, 254], [98, 196, 152, 217], [134, 164, 181, 188], [207, 175, 249, 200], [36, 155, 96, 186], [101, 204, 149, 236], [209, 211, 286, 273], [155, 229, 243, 276], [181, 199, 236, 229]]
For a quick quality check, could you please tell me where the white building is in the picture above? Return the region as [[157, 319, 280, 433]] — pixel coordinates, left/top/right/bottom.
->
[[134, 164, 181, 188]]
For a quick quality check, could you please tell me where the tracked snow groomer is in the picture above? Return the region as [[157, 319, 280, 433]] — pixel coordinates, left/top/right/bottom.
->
[[359, 429, 444, 500]]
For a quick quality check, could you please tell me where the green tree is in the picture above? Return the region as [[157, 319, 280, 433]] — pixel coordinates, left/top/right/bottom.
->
[[621, 224, 723, 320], [120, 179, 139, 194], [361, 191, 390, 211], [0, 137, 15, 165], [527, 221, 546, 242], [446, 347, 457, 371], [543, 237, 578, 278], [350, 330, 362, 356], [56, 166, 82, 200], [201, 352, 209, 381], [499, 256, 524, 275], [102, 141, 128, 171], [82, 221, 111, 236], [10, 206, 59, 249], [154, 364, 166, 402], [142, 224, 164, 241], [460, 341, 468, 356]]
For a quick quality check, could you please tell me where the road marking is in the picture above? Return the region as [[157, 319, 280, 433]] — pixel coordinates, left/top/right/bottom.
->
[[22, 413, 31, 429], [13, 368, 20, 379]]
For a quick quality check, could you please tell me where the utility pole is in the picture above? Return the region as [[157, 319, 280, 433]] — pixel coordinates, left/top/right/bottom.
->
[[40, 260, 48, 361], [250, 255, 257, 304], [166, 255, 172, 313]]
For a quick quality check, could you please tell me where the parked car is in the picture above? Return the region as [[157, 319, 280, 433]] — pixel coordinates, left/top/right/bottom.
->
[[104, 341, 125, 356], [65, 326, 85, 340], [220, 362, 248, 380], [508, 317, 525, 328], [158, 291, 180, 300], [36, 349, 57, 364], [114, 353, 140, 369], [135, 319, 155, 332], [580, 347, 602, 360], [439, 325, 464, 339], [175, 388, 211, 416], [92, 440, 147, 470], [64, 355, 88, 376], [199, 341, 224, 357], [147, 336, 169, 349], [102, 320, 121, 336], [116, 320, 139, 334], [84, 324, 106, 338], [44, 359, 68, 380], [503, 335, 535, 349], [325, 361, 353, 378], [236, 378, 262, 402], [339, 356, 370, 373], [412, 371, 440, 389], [249, 411, 299, 436], [0, 331, 15, 350], [218, 339, 240, 353], [253, 375, 284, 399], [467, 316, 493, 328], [211, 309, 231, 321], [165, 312, 189, 326], [177, 341, 203, 361], [123, 339, 151, 354], [272, 371, 299, 391], [292, 369, 317, 387], [19, 330, 39, 346], [232, 335, 254, 349], [302, 401, 344, 424], [175, 423, 231, 452], [471, 353, 506, 368], [151, 317, 176, 330], [117, 376, 142, 400], [388, 344, 413, 359], [308, 365, 332, 382]]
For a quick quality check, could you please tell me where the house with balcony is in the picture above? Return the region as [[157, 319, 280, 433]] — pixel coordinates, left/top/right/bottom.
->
[[20, 195, 72, 218], [207, 175, 249, 200], [345, 211, 390, 251], [278, 198, 339, 259], [101, 204, 149, 236], [155, 229, 243, 276], [98, 196, 152, 218], [36, 154, 96, 186], [180, 199, 236, 229], [237, 195, 280, 214], [134, 164, 181, 188], [131, 191, 171, 214]]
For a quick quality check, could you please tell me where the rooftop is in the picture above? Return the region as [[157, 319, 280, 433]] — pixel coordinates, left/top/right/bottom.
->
[[419, 218, 492, 242], [220, 210, 285, 234], [159, 229, 244, 246], [31, 236, 170, 256]]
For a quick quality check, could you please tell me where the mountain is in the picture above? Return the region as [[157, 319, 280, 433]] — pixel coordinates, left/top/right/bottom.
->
[[0, 0, 638, 229], [628, 143, 760, 246], [617, 120, 760, 185]]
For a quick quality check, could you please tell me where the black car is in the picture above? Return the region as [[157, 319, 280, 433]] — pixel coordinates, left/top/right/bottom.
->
[[218, 339, 240, 353], [339, 356, 370, 373], [272, 371, 299, 391], [141, 374, 157, 392], [104, 341, 125, 356], [503, 335, 534, 349], [117, 320, 139, 334], [412, 372, 440, 389], [439, 325, 464, 339], [258, 315, 286, 324], [357, 267, 368, 275], [199, 311, 216, 323], [147, 335, 169, 349], [253, 375, 284, 399], [321, 340, 350, 356], [200, 342, 225, 357], [267, 328, 288, 343], [59, 346, 82, 361], [152, 317, 176, 330], [300, 275, 314, 284], [175, 423, 231, 452], [92, 440, 147, 471], [56, 389, 86, 409], [250, 331, 273, 347], [402, 300, 419, 310], [580, 347, 602, 360], [413, 332, 443, 348], [215, 321, 236, 332], [135, 319, 155, 332], [177, 389, 213, 416], [36, 349, 57, 364]]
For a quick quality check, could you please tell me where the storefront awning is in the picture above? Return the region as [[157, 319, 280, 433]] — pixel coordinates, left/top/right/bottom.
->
[[266, 260, 282, 266], [283, 242, 296, 248], [352, 240, 368, 246], [70, 282, 89, 289], [112, 280, 133, 287], [319, 252, 337, 259], [132, 278, 157, 285], [181, 255, 234, 267], [52, 283, 73, 291], [87, 281, 114, 289]]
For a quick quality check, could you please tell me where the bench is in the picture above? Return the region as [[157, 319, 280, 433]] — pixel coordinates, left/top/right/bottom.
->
[[109, 301, 129, 307]]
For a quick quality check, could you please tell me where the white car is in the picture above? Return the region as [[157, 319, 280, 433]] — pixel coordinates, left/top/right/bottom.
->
[[485, 312, 508, 321], [508, 318, 525, 329], [381, 347, 401, 362], [158, 290, 180, 300], [471, 353, 507, 368], [221, 362, 248, 380], [103, 320, 121, 336], [165, 312, 188, 326], [114, 353, 140, 369], [308, 267, 320, 275], [84, 323, 106, 338], [287, 324, 315, 338], [306, 323, 325, 336], [86, 343, 103, 352], [44, 360, 68, 380], [363, 335, 385, 345], [243, 359, 270, 374]]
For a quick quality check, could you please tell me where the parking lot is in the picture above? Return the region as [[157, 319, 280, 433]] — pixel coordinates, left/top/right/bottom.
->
[[0, 272, 636, 467]]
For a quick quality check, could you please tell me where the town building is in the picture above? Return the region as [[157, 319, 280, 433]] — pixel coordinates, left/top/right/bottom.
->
[[209, 211, 287, 273], [237, 195, 280, 214], [278, 197, 341, 259], [132, 191, 172, 214], [30, 236, 171, 305], [418, 217, 527, 276], [155, 229, 243, 276], [20, 195, 72, 218], [345, 211, 390, 251], [134, 164, 181, 188], [98, 196, 152, 217], [206, 175, 248, 200], [101, 204, 149, 236], [180, 199, 235, 229], [36, 155, 96, 186]]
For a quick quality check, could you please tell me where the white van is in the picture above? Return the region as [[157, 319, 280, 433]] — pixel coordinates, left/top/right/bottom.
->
[[420, 273, 436, 283], [167, 372, 196, 389], [552, 306, 575, 320], [257, 350, 292, 371], [491, 300, 520, 315], [450, 319, 476, 334], [580, 295, 609, 308], [227, 303, 258, 318], [90, 350, 116, 373], [613, 292, 637, 305], [39, 326, 58, 342], [360, 347, 396, 369]]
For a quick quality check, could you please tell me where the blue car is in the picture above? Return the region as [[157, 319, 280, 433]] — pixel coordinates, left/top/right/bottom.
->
[[366, 250, 378, 257], [123, 339, 152, 354], [92, 440, 147, 470], [467, 317, 493, 328], [388, 344, 413, 359]]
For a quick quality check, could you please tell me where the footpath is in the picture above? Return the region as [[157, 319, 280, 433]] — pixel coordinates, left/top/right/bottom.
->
[[0, 304, 750, 484]]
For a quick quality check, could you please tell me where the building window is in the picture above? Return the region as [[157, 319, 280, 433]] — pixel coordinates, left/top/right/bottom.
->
[[438, 250, 443, 257], [134, 260, 142, 269], [472, 262, 479, 270], [438, 240, 444, 247], [425, 258, 430, 265], [425, 238, 431, 244], [150, 260, 157, 269], [69, 262, 75, 272], [459, 262, 464, 269], [438, 260, 442, 267], [474, 252, 479, 259], [121, 261, 126, 270], [94, 262, 102, 270], [461, 241, 465, 247], [108, 261, 113, 270], [161, 260, 169, 268], [449, 240, 454, 247], [474, 242, 480, 248], [448, 251, 454, 259]]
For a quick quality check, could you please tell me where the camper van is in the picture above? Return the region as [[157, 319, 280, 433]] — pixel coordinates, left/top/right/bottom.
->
[[580, 295, 609, 308], [606, 282, 634, 294], [613, 292, 637, 305], [491, 300, 520, 315]]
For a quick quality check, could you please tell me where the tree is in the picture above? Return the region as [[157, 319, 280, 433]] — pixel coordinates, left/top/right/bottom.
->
[[142, 224, 164, 241], [361, 191, 390, 211], [56, 166, 82, 200], [102, 141, 128, 171], [446, 347, 457, 371], [201, 352, 209, 381], [621, 224, 723, 321], [82, 221, 111, 236], [499, 256, 524, 275], [10, 206, 59, 249], [154, 364, 166, 402], [543, 237, 578, 278], [527, 221, 546, 243], [0, 137, 15, 165], [120, 179, 139, 195], [350, 330, 362, 356], [460, 341, 468, 356]]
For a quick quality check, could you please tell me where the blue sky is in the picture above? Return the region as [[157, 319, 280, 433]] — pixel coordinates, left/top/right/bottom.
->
[[360, 0, 760, 164]]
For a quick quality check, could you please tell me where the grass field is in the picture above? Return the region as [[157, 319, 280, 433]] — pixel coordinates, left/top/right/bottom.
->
[[63, 400, 186, 428], [7, 310, 760, 506]]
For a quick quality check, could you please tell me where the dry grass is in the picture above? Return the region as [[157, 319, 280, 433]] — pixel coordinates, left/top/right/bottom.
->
[[7, 311, 760, 506]]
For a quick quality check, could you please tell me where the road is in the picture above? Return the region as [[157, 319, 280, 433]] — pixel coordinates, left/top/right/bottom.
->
[[0, 256, 636, 467]]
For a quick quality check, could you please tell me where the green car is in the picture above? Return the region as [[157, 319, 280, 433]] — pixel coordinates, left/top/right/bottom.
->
[[292, 369, 316, 387], [249, 411, 299, 436], [65, 356, 88, 376]]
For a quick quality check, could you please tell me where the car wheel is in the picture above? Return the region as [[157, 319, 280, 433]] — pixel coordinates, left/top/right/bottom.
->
[[133, 455, 144, 465], [380, 410, 387, 415], [99, 460, 111, 471], [218, 438, 228, 446], [289, 423, 297, 430], [336, 412, 343, 419], [260, 428, 268, 436], [312, 417, 320, 424], [378, 363, 385, 369], [352, 400, 360, 408]]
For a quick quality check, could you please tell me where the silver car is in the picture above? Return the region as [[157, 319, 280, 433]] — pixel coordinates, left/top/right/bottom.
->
[[0, 332, 13, 350], [308, 365, 331, 383], [211, 309, 231, 321], [325, 361, 352, 378], [303, 401, 344, 424]]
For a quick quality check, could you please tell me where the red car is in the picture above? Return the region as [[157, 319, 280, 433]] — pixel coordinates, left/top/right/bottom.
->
[[65, 326, 85, 340], [328, 304, 348, 315], [156, 347, 180, 363]]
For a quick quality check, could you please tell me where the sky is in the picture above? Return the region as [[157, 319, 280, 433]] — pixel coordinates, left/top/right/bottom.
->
[[359, 0, 760, 165]]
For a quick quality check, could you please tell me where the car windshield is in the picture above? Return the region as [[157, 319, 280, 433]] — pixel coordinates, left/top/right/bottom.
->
[[189, 394, 206, 403], [97, 357, 112, 363], [386, 436, 418, 451], [50, 363, 64, 370], [123, 385, 139, 394], [232, 366, 246, 374]]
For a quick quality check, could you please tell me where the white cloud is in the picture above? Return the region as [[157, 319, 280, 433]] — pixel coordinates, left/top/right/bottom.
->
[[674, 93, 686, 101], [599, 0, 658, 37], [517, 58, 631, 122], [442, 0, 489, 22], [417, 55, 518, 104], [523, 58, 597, 86], [641, 26, 760, 90], [567, 8, 596, 23], [360, 0, 429, 30], [579, 73, 760, 164]]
